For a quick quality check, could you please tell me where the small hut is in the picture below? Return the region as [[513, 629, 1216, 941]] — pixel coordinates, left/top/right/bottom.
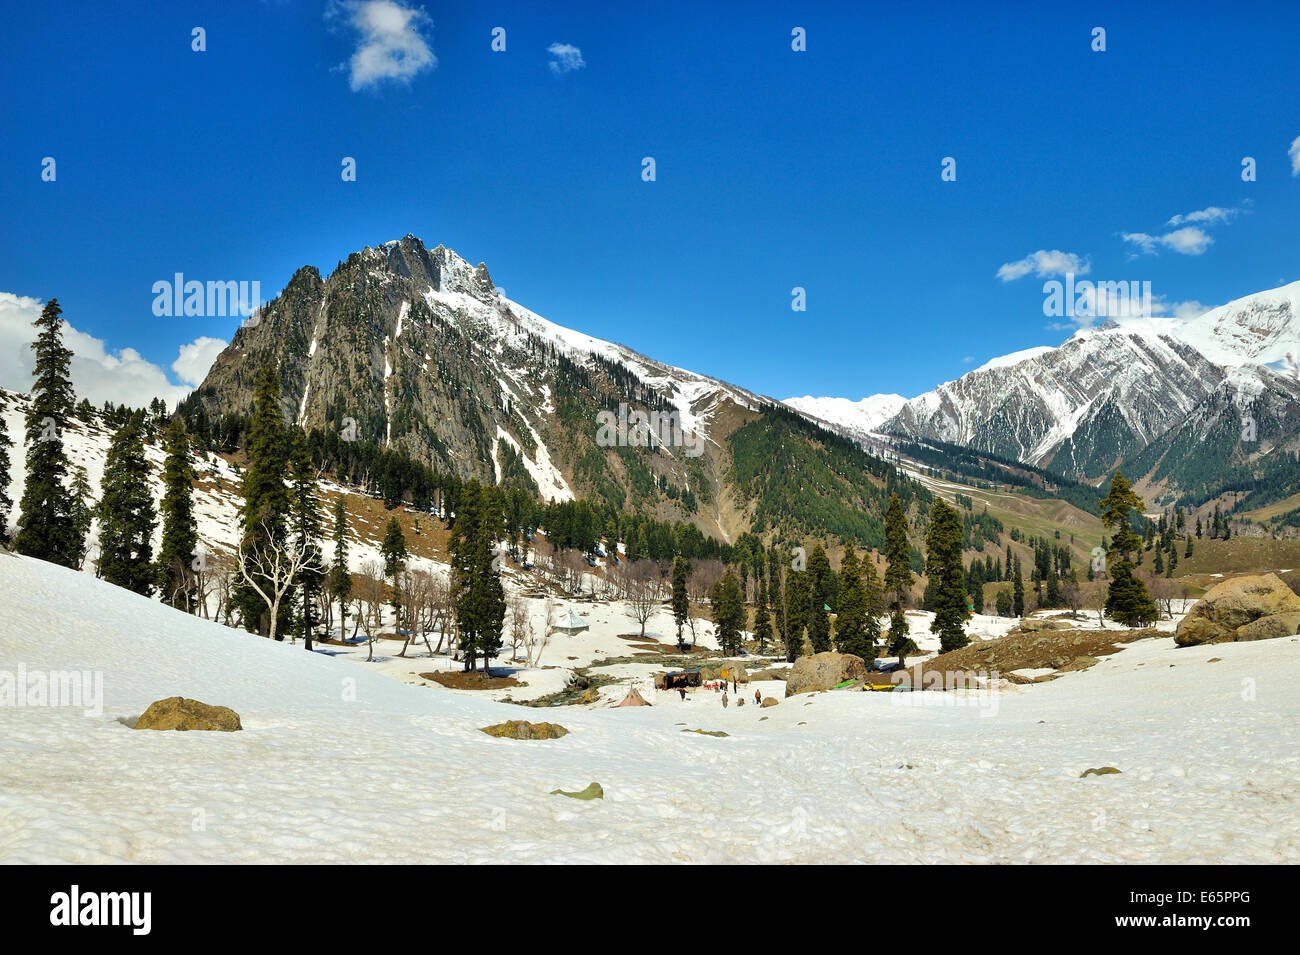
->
[[554, 610, 590, 635]]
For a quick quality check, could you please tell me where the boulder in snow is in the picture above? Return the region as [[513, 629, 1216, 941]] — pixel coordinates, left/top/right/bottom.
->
[[133, 697, 242, 732], [1175, 574, 1300, 646], [480, 720, 569, 740], [784, 652, 868, 697]]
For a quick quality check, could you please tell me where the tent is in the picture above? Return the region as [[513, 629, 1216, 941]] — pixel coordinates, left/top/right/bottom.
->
[[554, 610, 590, 635], [616, 686, 651, 707]]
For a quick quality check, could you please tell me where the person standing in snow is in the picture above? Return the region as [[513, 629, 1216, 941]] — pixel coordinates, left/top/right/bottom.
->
[[722, 691, 729, 708], [754, 689, 762, 706]]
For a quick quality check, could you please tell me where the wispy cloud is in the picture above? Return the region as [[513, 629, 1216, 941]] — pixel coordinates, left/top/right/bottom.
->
[[1165, 205, 1240, 228], [1290, 134, 1300, 176], [547, 43, 586, 75], [996, 249, 1089, 282], [329, 0, 436, 92], [1122, 226, 1213, 256], [1123, 202, 1247, 257]]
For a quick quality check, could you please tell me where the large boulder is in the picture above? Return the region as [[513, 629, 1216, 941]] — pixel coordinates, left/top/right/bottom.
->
[[700, 663, 749, 683], [1018, 619, 1074, 632], [784, 652, 868, 697], [134, 697, 242, 732], [1234, 612, 1300, 643], [1175, 574, 1300, 646], [481, 720, 569, 739]]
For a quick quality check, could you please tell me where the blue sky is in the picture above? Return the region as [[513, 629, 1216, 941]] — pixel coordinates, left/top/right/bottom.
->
[[2, 0, 1299, 408]]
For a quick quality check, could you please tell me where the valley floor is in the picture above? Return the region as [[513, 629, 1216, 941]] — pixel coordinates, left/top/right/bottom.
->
[[1, 553, 1297, 864]]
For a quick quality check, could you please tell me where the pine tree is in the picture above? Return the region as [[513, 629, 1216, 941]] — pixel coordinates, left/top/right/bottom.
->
[[1012, 555, 1025, 617], [752, 573, 773, 653], [96, 414, 157, 596], [0, 406, 12, 547], [884, 495, 914, 658], [883, 495, 913, 608], [291, 430, 326, 650], [157, 416, 199, 610], [450, 482, 506, 673], [806, 544, 833, 653], [710, 571, 745, 655], [783, 566, 808, 662], [237, 364, 293, 637], [1099, 470, 1156, 628], [862, 550, 884, 650], [67, 465, 94, 571], [15, 298, 82, 566], [328, 500, 353, 640], [925, 499, 969, 652], [671, 555, 690, 649], [833, 547, 875, 661]]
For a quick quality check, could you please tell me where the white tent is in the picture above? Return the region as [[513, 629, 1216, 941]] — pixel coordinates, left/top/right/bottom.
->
[[555, 610, 590, 635]]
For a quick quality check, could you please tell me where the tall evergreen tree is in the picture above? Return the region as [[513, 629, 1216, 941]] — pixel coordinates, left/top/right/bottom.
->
[[328, 499, 353, 640], [806, 544, 833, 653], [833, 547, 875, 661], [96, 414, 156, 595], [862, 550, 885, 651], [925, 498, 969, 652], [1012, 555, 1025, 617], [710, 570, 745, 655], [752, 573, 773, 653], [1099, 471, 1157, 627], [671, 555, 690, 650], [883, 495, 914, 660], [157, 416, 199, 610], [67, 466, 94, 571], [291, 430, 326, 650], [450, 482, 506, 672], [15, 299, 82, 566], [783, 566, 809, 662], [237, 364, 293, 637]]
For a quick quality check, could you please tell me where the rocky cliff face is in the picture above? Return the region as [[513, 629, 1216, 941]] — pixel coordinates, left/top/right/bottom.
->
[[193, 235, 780, 540]]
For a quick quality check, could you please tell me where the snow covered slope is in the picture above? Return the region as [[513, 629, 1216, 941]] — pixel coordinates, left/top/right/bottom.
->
[[3, 552, 1298, 864]]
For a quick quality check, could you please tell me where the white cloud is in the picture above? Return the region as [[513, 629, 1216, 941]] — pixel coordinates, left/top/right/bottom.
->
[[1290, 134, 1300, 176], [172, 336, 228, 387], [1122, 226, 1212, 256], [547, 42, 585, 75], [1166, 205, 1238, 227], [0, 292, 226, 409], [329, 0, 436, 92], [996, 249, 1089, 282]]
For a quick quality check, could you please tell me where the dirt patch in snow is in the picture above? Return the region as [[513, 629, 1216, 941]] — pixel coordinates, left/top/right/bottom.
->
[[422, 671, 521, 690], [901, 627, 1161, 687]]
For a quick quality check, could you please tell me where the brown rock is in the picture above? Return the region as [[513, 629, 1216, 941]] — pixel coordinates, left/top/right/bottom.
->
[[1175, 574, 1300, 646], [133, 697, 242, 732], [480, 720, 569, 740], [1234, 612, 1300, 642], [784, 652, 868, 697]]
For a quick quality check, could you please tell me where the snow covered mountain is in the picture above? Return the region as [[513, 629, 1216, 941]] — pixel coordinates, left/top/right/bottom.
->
[[783, 394, 907, 440], [192, 235, 883, 543], [787, 280, 1300, 500]]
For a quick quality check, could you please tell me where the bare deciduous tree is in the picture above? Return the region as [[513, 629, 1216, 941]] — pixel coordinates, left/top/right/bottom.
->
[[236, 521, 324, 643]]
